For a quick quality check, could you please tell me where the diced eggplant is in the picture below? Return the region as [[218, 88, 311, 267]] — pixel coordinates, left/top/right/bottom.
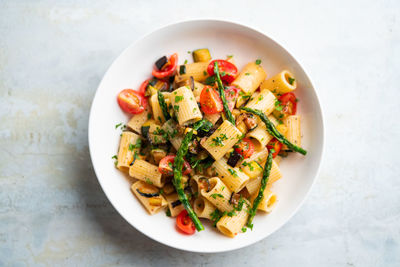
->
[[162, 183, 175, 195], [141, 125, 150, 139], [171, 199, 182, 208], [136, 188, 160, 198], [155, 56, 168, 70], [227, 151, 242, 167], [192, 48, 211, 62], [188, 139, 199, 154], [236, 113, 258, 131], [179, 65, 186, 75]]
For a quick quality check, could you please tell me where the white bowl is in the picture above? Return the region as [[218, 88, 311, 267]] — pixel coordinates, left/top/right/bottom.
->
[[88, 19, 324, 253]]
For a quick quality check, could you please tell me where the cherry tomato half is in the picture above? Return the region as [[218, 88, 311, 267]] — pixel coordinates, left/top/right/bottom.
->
[[176, 210, 195, 235], [200, 86, 223, 114], [152, 53, 178, 79], [138, 79, 150, 96], [234, 138, 255, 159], [278, 92, 297, 116], [207, 59, 238, 84], [267, 138, 282, 158], [117, 89, 147, 114], [158, 155, 192, 176], [224, 85, 240, 111]]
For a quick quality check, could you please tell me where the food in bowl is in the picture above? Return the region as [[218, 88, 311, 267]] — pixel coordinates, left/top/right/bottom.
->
[[112, 49, 307, 237]]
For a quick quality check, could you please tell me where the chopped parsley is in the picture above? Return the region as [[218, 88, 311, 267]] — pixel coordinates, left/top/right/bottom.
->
[[145, 178, 153, 185], [166, 208, 171, 217], [175, 95, 184, 103], [228, 168, 238, 177], [258, 95, 264, 101], [211, 134, 228, 147], [115, 122, 123, 129], [245, 72, 250, 76], [174, 105, 180, 112], [241, 227, 247, 233], [210, 209, 226, 227], [255, 59, 262, 65], [184, 59, 188, 64], [242, 161, 254, 171], [275, 100, 283, 111], [227, 54, 233, 59], [210, 193, 224, 199], [203, 70, 208, 76], [288, 77, 295, 85]]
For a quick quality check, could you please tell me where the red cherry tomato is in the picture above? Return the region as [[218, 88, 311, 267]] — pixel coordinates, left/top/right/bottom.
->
[[176, 210, 195, 235], [234, 138, 255, 159], [224, 85, 240, 111], [152, 53, 178, 79], [117, 89, 147, 114], [207, 59, 238, 84], [267, 138, 282, 158], [278, 92, 297, 116], [200, 86, 223, 114], [138, 79, 150, 96], [158, 155, 192, 176]]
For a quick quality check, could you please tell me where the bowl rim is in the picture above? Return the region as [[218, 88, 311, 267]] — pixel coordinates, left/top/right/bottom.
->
[[88, 18, 325, 253]]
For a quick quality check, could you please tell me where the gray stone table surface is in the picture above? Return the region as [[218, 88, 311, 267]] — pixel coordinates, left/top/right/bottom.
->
[[0, 0, 399, 266]]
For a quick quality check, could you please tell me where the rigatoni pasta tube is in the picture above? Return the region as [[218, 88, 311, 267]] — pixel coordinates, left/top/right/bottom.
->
[[193, 81, 205, 102], [233, 62, 267, 107], [131, 181, 167, 215], [201, 177, 232, 212], [246, 160, 282, 196], [284, 115, 301, 147], [246, 115, 278, 151], [194, 197, 216, 220], [171, 86, 202, 125], [127, 107, 150, 134], [165, 193, 185, 217], [245, 90, 276, 116], [201, 120, 242, 161], [216, 200, 250, 238], [161, 119, 183, 150], [204, 113, 221, 125], [129, 159, 165, 187], [117, 131, 140, 171], [252, 188, 277, 213], [150, 92, 170, 124], [175, 62, 209, 83], [260, 70, 297, 94], [212, 158, 250, 193]]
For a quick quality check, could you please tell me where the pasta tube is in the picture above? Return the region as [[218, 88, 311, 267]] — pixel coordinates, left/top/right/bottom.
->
[[116, 131, 141, 172], [194, 197, 216, 220], [245, 90, 276, 116], [201, 120, 242, 161], [252, 188, 277, 213], [201, 177, 232, 212], [171, 86, 202, 126], [129, 159, 165, 187], [284, 115, 301, 147], [216, 199, 250, 238], [212, 158, 250, 193], [175, 62, 209, 83], [127, 106, 150, 134], [246, 115, 278, 151], [165, 193, 185, 217], [245, 160, 282, 196], [233, 62, 267, 107], [260, 70, 297, 94], [131, 181, 167, 215], [150, 92, 171, 124]]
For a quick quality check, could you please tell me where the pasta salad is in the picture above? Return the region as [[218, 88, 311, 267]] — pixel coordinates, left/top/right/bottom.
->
[[113, 49, 306, 237]]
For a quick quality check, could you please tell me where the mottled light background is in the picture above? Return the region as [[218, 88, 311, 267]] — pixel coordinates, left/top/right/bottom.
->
[[0, 0, 399, 266]]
